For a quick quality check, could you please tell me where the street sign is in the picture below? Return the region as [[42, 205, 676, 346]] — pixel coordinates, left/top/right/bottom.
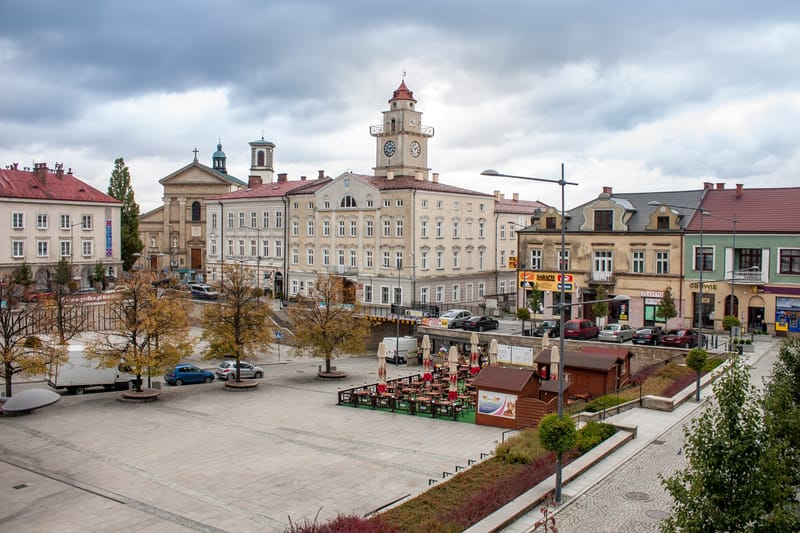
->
[[557, 283, 573, 291], [275, 331, 283, 339]]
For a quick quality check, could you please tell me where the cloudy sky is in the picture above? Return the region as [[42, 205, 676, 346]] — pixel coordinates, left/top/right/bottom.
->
[[2, 1, 799, 212]]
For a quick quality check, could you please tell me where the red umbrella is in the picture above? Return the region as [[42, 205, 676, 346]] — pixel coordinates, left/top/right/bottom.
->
[[448, 346, 459, 400], [469, 331, 480, 375], [422, 335, 432, 381], [377, 342, 387, 394]]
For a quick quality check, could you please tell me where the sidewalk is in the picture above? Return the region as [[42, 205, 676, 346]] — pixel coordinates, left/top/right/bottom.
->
[[466, 334, 780, 533]]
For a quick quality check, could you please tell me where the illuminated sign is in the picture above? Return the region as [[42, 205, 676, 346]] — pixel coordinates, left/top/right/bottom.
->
[[518, 271, 575, 292]]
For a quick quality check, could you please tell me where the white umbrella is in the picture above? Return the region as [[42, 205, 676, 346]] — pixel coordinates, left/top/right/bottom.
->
[[549, 344, 560, 380], [377, 342, 387, 393], [448, 346, 459, 400], [489, 338, 498, 366], [469, 331, 480, 375], [542, 331, 551, 350], [422, 335, 432, 381]]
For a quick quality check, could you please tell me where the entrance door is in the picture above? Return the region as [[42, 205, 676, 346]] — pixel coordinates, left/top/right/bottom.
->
[[191, 248, 202, 270]]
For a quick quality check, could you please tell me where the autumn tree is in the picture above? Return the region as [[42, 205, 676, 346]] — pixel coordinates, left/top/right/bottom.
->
[[591, 286, 609, 326], [87, 272, 191, 391], [661, 358, 797, 532], [0, 277, 53, 397], [107, 157, 143, 271], [287, 274, 372, 374], [527, 282, 544, 332], [656, 286, 677, 325], [47, 257, 86, 345], [202, 265, 273, 382]]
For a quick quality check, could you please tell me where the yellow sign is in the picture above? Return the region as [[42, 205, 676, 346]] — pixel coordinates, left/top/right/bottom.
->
[[518, 271, 575, 292], [508, 256, 517, 269]]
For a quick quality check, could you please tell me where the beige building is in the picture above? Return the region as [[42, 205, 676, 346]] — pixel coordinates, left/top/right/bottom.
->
[[517, 186, 706, 328], [0, 162, 122, 289], [137, 144, 246, 278]]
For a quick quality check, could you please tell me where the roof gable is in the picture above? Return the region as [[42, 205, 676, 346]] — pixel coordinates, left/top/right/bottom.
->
[[159, 161, 246, 187]]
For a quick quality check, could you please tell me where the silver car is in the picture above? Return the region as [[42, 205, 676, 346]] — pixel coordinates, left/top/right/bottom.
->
[[215, 360, 264, 380], [598, 324, 634, 343]]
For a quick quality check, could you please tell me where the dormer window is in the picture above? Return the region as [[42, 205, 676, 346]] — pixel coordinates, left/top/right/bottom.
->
[[594, 210, 613, 231], [657, 216, 670, 230], [546, 217, 556, 229]]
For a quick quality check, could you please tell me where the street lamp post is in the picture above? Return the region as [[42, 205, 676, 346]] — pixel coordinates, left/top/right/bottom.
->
[[395, 260, 402, 366], [482, 165, 578, 504]]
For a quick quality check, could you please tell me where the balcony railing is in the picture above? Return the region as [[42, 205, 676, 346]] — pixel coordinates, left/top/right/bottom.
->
[[727, 269, 768, 284], [589, 271, 615, 284], [369, 123, 434, 137]]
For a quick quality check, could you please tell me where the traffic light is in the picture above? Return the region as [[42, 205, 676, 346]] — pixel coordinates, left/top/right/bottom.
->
[[508, 256, 517, 269]]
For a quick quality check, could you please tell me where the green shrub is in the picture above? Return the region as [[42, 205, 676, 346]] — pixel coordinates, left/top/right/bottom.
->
[[538, 414, 577, 454], [495, 428, 546, 464], [722, 314, 741, 331], [575, 422, 617, 454], [585, 395, 629, 413]]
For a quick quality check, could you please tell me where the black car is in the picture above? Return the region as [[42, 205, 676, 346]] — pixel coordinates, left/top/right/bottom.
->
[[632, 326, 664, 345], [459, 315, 499, 332], [533, 320, 561, 337]]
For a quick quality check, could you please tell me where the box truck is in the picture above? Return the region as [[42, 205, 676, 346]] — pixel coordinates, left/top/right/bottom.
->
[[47, 343, 136, 395], [382, 336, 418, 364]]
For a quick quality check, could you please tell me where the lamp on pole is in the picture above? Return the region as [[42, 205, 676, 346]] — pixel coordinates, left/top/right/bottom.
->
[[482, 165, 578, 504], [395, 258, 402, 366]]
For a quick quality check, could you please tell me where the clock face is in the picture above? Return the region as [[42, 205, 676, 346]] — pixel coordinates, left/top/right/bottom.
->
[[410, 141, 421, 158], [383, 140, 397, 157]]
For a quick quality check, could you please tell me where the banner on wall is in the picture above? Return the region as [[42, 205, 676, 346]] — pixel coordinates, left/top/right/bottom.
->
[[478, 391, 518, 419], [496, 344, 534, 366]]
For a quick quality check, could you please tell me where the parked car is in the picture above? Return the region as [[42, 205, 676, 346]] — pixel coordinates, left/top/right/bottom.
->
[[25, 288, 54, 302], [532, 320, 561, 337], [73, 287, 98, 295], [563, 319, 600, 340], [598, 324, 635, 343], [164, 364, 215, 386], [215, 360, 264, 380], [190, 283, 219, 300], [458, 315, 499, 332], [440, 309, 472, 329], [659, 329, 698, 348], [632, 326, 664, 345]]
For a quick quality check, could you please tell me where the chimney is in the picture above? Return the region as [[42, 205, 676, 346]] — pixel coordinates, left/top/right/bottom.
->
[[277, 173, 288, 183], [716, 182, 725, 190], [602, 186, 612, 195], [300, 175, 306, 181], [432, 172, 439, 183], [67, 167, 72, 175], [318, 170, 325, 179], [494, 190, 500, 200], [248, 175, 263, 187], [703, 182, 713, 189], [33, 162, 48, 182], [415, 171, 423, 181], [513, 192, 519, 202], [736, 183, 743, 198], [55, 162, 64, 178], [387, 171, 394, 181]]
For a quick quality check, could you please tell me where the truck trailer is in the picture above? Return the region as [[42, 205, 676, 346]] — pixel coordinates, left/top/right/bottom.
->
[[47, 343, 136, 395]]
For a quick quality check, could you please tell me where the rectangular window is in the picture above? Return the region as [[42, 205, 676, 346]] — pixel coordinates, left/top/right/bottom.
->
[[12, 240, 24, 257], [37, 240, 49, 257], [250, 212, 257, 228], [421, 220, 428, 238], [338, 249, 345, 266], [395, 220, 403, 237], [275, 240, 282, 258], [500, 225, 506, 240], [558, 250, 570, 271], [323, 249, 330, 266], [499, 281, 506, 294], [436, 221, 443, 238], [479, 222, 485, 238], [478, 282, 485, 297], [383, 199, 390, 207], [366, 220, 374, 237], [227, 239, 234, 256], [780, 249, 800, 274], [656, 251, 669, 274], [60, 214, 71, 229], [546, 217, 556, 229], [740, 249, 762, 270], [479, 250, 485, 271], [453, 221, 459, 238], [211, 212, 218, 230], [227, 212, 234, 228], [632, 250, 645, 273], [60, 239, 71, 257], [436, 251, 444, 269], [435, 285, 444, 303], [250, 240, 257, 257], [420, 251, 428, 270], [323, 200, 330, 209], [594, 250, 613, 277], [452, 284, 460, 302], [396, 199, 403, 207], [37, 213, 48, 229], [350, 250, 357, 267], [594, 210, 613, 231], [350, 220, 357, 237], [308, 202, 314, 209], [339, 220, 346, 237], [262, 240, 269, 258], [306, 220, 314, 236], [420, 287, 428, 304], [365, 250, 373, 268], [383, 220, 391, 237], [81, 214, 92, 230], [694, 246, 713, 272], [395, 252, 403, 269], [211, 239, 217, 256], [307, 248, 314, 265], [291, 220, 299, 237], [364, 284, 373, 303], [381, 286, 390, 304], [437, 200, 444, 209], [657, 216, 670, 230], [529, 249, 542, 270], [275, 212, 282, 229], [238, 240, 245, 256], [82, 239, 93, 257], [382, 251, 390, 268], [239, 212, 245, 228], [291, 248, 299, 265], [263, 211, 269, 228], [421, 199, 428, 208], [466, 284, 474, 301], [12, 212, 24, 229], [393, 286, 401, 305], [323, 220, 330, 236], [453, 250, 460, 268]]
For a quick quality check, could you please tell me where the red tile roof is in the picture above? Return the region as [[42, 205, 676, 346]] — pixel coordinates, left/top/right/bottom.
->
[[0, 164, 121, 204], [209, 177, 322, 200], [687, 186, 800, 233], [389, 80, 416, 103], [355, 173, 495, 197], [495, 197, 549, 214]]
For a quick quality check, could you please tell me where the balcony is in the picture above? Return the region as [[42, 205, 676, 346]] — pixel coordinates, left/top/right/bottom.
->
[[328, 265, 359, 277], [726, 268, 768, 285], [588, 271, 615, 285]]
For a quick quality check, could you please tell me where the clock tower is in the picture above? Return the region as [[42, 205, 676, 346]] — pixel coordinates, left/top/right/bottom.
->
[[371, 81, 434, 178]]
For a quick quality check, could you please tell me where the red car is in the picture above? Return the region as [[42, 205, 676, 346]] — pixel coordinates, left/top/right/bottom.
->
[[659, 329, 698, 348], [25, 289, 54, 302], [563, 319, 600, 340]]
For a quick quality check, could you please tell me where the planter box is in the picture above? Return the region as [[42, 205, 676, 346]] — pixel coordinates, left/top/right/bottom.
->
[[740, 344, 755, 353]]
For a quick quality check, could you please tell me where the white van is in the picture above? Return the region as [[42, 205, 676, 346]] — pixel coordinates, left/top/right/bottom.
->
[[382, 336, 418, 364]]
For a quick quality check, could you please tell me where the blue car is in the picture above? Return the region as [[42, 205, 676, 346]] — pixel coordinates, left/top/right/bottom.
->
[[164, 364, 215, 386]]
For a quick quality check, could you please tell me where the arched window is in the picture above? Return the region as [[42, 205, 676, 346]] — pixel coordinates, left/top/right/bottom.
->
[[257, 150, 265, 166], [191, 201, 201, 221], [340, 195, 357, 208]]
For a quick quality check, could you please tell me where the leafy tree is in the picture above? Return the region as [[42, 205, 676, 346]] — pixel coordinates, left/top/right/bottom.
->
[[661, 359, 797, 532], [527, 283, 544, 332], [686, 347, 708, 401], [202, 265, 273, 382], [11, 261, 34, 298], [87, 272, 191, 391], [538, 413, 577, 455], [91, 261, 106, 291], [516, 307, 531, 335], [0, 277, 53, 396], [656, 286, 677, 324], [763, 337, 800, 495], [722, 314, 740, 332], [591, 286, 609, 325], [287, 274, 372, 374], [107, 157, 143, 271]]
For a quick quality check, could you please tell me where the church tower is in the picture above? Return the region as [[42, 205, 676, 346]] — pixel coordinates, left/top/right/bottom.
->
[[371, 81, 434, 178], [212, 142, 227, 174], [248, 137, 276, 184]]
